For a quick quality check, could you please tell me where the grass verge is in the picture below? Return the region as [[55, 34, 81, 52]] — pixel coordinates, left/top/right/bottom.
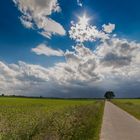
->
[[112, 99, 140, 120]]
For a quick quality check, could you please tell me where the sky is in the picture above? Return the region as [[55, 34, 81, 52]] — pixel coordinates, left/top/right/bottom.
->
[[0, 0, 140, 98]]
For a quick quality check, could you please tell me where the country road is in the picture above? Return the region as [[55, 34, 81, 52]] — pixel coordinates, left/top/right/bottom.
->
[[100, 101, 140, 140]]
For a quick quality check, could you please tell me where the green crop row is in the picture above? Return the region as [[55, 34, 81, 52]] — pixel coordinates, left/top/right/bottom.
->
[[0, 98, 104, 140]]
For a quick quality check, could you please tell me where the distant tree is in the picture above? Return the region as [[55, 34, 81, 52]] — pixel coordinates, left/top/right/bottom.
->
[[40, 95, 43, 98], [104, 91, 115, 100], [1, 94, 4, 97]]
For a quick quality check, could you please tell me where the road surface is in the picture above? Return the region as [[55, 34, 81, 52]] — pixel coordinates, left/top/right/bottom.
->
[[100, 101, 140, 140]]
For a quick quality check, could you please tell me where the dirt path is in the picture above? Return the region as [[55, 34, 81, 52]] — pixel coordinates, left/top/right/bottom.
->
[[100, 101, 140, 140]]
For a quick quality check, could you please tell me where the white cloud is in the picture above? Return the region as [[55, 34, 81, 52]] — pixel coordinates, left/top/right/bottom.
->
[[20, 17, 33, 29], [102, 23, 115, 33], [0, 37, 140, 97], [96, 38, 140, 68], [13, 0, 66, 38], [0, 61, 50, 95], [1, 7, 140, 97], [69, 20, 112, 43], [77, 0, 83, 7], [32, 44, 64, 57]]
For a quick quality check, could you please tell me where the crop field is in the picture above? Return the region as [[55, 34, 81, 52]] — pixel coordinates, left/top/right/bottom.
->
[[0, 97, 104, 140], [112, 99, 140, 120]]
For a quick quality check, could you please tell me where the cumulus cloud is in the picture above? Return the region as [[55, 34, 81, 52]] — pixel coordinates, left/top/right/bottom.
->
[[0, 58, 100, 96], [12, 0, 66, 38], [1, 7, 140, 97], [0, 61, 50, 95], [1, 36, 140, 97], [0, 44, 100, 96], [102, 23, 115, 33], [96, 38, 140, 68], [69, 20, 113, 43], [32, 43, 64, 57], [48, 44, 101, 84], [49, 38, 140, 97]]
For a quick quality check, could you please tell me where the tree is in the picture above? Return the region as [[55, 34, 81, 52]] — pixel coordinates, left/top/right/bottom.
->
[[40, 95, 43, 98], [1, 94, 4, 97], [104, 91, 115, 100]]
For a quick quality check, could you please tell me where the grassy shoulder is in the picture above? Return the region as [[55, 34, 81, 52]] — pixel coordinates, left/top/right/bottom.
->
[[0, 97, 104, 140], [112, 99, 140, 120]]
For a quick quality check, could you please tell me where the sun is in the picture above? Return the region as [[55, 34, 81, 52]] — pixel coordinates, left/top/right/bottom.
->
[[78, 14, 90, 26]]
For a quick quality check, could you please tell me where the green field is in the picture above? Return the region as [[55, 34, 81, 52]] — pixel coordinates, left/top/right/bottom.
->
[[112, 99, 140, 120], [0, 97, 104, 140]]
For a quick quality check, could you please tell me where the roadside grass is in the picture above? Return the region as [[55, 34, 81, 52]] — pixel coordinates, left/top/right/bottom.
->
[[0, 97, 104, 140], [112, 99, 140, 120]]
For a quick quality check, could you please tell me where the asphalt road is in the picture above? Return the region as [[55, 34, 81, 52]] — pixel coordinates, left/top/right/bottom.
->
[[100, 101, 140, 140]]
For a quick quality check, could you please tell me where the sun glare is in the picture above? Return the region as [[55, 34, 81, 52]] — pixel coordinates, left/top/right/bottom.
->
[[78, 14, 90, 26]]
